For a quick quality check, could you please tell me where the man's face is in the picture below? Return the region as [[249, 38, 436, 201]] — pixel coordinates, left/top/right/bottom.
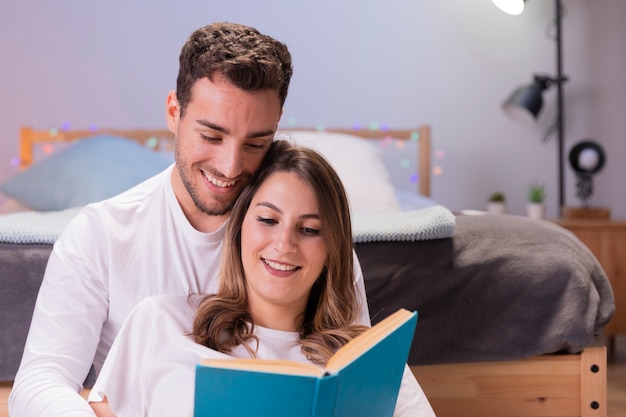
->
[[166, 74, 282, 232]]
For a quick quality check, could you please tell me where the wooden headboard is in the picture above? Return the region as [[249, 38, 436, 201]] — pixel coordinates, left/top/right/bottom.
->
[[18, 127, 175, 170], [19, 126, 431, 197]]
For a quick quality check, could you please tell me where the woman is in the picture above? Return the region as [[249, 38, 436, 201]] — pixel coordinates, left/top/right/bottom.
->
[[89, 140, 435, 416]]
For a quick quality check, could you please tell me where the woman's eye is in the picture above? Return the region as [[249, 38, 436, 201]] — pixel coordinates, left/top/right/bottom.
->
[[301, 227, 321, 236], [256, 216, 277, 225]]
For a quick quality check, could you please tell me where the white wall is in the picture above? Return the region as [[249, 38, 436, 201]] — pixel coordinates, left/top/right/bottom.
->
[[1, 0, 625, 219]]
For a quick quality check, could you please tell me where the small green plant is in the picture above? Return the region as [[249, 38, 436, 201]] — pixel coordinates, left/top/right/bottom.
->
[[528, 182, 546, 203], [488, 191, 506, 202]]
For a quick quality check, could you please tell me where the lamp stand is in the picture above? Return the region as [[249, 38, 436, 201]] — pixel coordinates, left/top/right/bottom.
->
[[555, 0, 607, 220], [555, 0, 565, 216]]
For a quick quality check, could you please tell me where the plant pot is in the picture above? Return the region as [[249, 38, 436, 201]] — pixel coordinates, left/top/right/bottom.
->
[[527, 203, 545, 220], [487, 202, 506, 215]]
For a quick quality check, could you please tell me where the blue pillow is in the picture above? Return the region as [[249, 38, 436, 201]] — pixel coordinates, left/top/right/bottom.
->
[[0, 135, 172, 211]]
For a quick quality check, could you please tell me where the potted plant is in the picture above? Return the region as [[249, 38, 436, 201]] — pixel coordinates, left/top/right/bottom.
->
[[487, 191, 506, 214], [527, 182, 546, 220]]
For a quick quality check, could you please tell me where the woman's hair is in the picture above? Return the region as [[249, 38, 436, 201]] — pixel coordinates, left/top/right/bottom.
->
[[176, 22, 293, 118], [193, 140, 368, 364]]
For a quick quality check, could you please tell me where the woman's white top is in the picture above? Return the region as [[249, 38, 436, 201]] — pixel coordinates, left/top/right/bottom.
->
[[89, 295, 436, 417]]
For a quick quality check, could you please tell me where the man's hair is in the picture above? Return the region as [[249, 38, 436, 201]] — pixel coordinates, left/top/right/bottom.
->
[[176, 22, 293, 117]]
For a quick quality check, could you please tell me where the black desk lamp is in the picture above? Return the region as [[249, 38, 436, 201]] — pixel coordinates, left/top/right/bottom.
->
[[494, 0, 567, 216]]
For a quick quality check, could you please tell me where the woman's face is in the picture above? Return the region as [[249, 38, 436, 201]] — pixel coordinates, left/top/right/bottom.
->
[[241, 171, 327, 330]]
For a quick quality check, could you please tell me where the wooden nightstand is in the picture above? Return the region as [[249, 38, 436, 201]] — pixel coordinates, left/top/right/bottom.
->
[[552, 219, 626, 342]]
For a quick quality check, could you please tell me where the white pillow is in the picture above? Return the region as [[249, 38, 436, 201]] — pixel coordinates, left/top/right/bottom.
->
[[277, 131, 401, 214]]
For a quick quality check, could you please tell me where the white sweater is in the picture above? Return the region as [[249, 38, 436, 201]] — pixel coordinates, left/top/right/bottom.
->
[[9, 165, 370, 417]]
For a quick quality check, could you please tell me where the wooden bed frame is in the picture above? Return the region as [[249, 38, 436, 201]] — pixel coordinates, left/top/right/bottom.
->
[[18, 125, 432, 197], [19, 127, 176, 168], [412, 346, 606, 417], [17, 125, 607, 417]]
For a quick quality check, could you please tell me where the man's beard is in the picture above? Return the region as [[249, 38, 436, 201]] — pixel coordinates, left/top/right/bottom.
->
[[179, 164, 236, 216], [189, 180, 234, 216]]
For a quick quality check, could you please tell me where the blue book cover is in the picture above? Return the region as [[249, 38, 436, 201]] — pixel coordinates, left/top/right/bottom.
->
[[194, 309, 417, 417]]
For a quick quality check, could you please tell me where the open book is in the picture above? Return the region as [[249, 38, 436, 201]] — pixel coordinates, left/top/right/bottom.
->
[[194, 308, 418, 417]]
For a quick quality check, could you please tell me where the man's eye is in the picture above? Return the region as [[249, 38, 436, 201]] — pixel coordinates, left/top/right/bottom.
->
[[245, 142, 266, 150], [200, 134, 222, 142]]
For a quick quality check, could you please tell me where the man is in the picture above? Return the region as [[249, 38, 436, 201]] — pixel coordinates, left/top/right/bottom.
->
[[9, 22, 371, 416]]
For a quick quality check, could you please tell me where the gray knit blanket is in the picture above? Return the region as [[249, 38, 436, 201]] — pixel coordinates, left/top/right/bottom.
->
[[352, 205, 455, 243], [0, 205, 455, 245], [0, 207, 82, 244]]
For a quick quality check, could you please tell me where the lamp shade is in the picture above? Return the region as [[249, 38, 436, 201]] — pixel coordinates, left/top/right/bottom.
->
[[502, 76, 551, 126], [491, 0, 526, 15]]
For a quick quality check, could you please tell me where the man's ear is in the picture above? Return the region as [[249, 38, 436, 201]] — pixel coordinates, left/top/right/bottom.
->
[[166, 91, 180, 134]]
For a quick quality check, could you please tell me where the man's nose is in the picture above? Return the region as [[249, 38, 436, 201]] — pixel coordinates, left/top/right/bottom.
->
[[215, 143, 243, 179]]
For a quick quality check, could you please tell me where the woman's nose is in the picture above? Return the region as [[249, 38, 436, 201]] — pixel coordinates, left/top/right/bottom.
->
[[274, 228, 296, 253]]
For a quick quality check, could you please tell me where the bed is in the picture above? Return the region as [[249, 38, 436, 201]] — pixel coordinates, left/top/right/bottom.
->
[[0, 125, 615, 417]]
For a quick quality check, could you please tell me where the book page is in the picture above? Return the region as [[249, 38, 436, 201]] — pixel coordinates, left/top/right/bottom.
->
[[200, 357, 325, 377]]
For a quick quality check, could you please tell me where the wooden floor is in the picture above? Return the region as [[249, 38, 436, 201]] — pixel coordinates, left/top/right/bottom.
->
[[2, 337, 626, 416]]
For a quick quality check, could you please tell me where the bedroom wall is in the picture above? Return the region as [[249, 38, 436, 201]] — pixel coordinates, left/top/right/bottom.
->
[[1, 0, 625, 219]]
